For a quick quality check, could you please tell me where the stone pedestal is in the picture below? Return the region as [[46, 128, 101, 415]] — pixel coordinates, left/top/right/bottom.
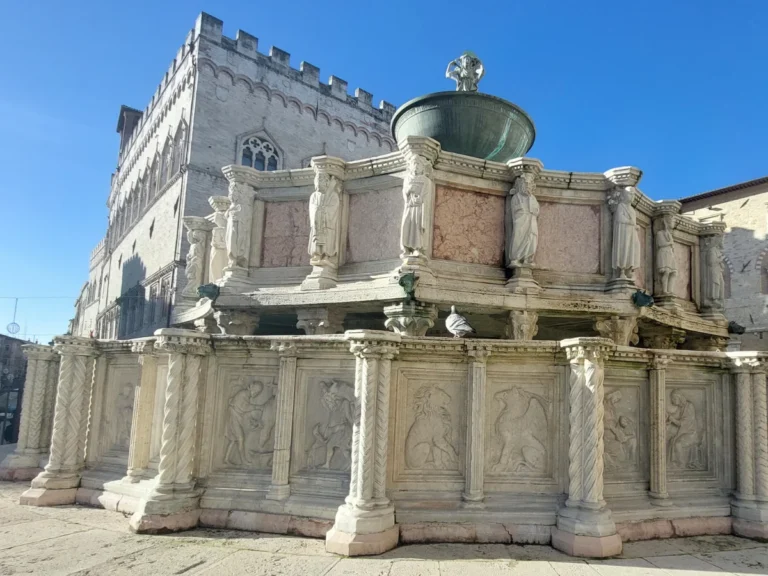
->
[[214, 309, 260, 335], [21, 337, 98, 506], [594, 316, 639, 347], [296, 308, 345, 335], [123, 341, 158, 483], [463, 344, 490, 505], [267, 342, 298, 501], [505, 310, 538, 340], [301, 264, 339, 290], [554, 338, 622, 558], [506, 266, 541, 294], [129, 329, 210, 533], [384, 302, 437, 337], [326, 330, 400, 556], [648, 355, 672, 506], [730, 355, 768, 538], [0, 345, 59, 481]]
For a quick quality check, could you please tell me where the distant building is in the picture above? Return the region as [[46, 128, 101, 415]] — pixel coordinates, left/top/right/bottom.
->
[[0, 335, 29, 444], [680, 175, 768, 350], [71, 12, 396, 340]]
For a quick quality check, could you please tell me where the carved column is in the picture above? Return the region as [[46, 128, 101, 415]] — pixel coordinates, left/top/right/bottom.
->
[[553, 338, 622, 558], [505, 310, 538, 340], [21, 337, 99, 506], [124, 340, 158, 483], [302, 157, 346, 290], [326, 330, 400, 556], [208, 195, 231, 283], [267, 341, 298, 501], [731, 354, 768, 538], [383, 302, 437, 337], [396, 136, 440, 285], [296, 308, 345, 335], [648, 354, 671, 505], [129, 329, 210, 533], [0, 345, 59, 481], [220, 176, 257, 288], [505, 158, 543, 294], [214, 309, 260, 335], [181, 216, 215, 299], [594, 316, 639, 347], [463, 344, 490, 505]]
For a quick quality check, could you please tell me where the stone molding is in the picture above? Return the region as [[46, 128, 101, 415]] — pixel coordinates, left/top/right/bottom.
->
[[154, 329, 211, 356]]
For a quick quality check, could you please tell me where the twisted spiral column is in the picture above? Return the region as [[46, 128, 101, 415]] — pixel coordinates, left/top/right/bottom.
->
[[735, 367, 755, 498], [648, 355, 670, 503], [156, 348, 183, 487], [374, 351, 395, 506], [346, 350, 363, 506], [566, 348, 585, 505], [752, 365, 768, 499]]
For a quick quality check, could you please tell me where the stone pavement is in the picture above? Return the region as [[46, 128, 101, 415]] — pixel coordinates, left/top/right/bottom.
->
[[1, 482, 768, 575]]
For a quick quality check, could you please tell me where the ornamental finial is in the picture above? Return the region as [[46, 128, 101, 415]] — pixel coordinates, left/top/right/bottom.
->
[[445, 51, 484, 92]]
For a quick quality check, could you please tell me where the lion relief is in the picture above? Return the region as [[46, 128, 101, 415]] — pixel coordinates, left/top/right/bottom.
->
[[405, 384, 458, 470]]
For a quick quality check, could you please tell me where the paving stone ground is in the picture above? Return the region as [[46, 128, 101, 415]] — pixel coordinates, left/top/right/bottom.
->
[[1, 481, 767, 575]]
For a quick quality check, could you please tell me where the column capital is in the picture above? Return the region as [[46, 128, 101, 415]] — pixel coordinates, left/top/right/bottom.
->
[[466, 343, 492, 363], [397, 135, 441, 164], [22, 344, 57, 362], [53, 336, 99, 357], [270, 340, 298, 357], [311, 155, 347, 179], [154, 329, 211, 356], [346, 330, 401, 359], [604, 166, 643, 187], [728, 353, 768, 373], [648, 353, 671, 370], [131, 339, 157, 356], [507, 157, 544, 180], [560, 337, 615, 363], [182, 215, 215, 233]]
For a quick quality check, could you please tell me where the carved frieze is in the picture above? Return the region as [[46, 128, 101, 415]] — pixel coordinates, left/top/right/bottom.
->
[[222, 376, 277, 469], [405, 384, 459, 471], [603, 387, 639, 474], [666, 387, 708, 473], [305, 379, 354, 472]]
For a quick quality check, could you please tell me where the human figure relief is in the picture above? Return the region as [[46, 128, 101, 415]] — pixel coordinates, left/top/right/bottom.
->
[[182, 229, 205, 297], [666, 389, 704, 470], [603, 389, 637, 471], [224, 378, 276, 467], [308, 172, 342, 264], [305, 379, 354, 471], [114, 382, 135, 451], [225, 201, 243, 269], [490, 387, 549, 474], [445, 51, 485, 92], [405, 385, 458, 470], [400, 156, 433, 257], [609, 186, 641, 279], [704, 237, 725, 310], [654, 215, 677, 295], [505, 173, 540, 268]]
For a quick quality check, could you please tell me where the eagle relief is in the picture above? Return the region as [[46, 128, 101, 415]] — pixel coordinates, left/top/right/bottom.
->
[[489, 386, 550, 475], [404, 384, 459, 471]]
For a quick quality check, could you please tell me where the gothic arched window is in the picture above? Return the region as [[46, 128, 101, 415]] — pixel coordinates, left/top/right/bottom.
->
[[172, 122, 186, 173], [160, 140, 172, 186], [140, 173, 149, 211], [150, 157, 159, 198], [240, 135, 281, 171]]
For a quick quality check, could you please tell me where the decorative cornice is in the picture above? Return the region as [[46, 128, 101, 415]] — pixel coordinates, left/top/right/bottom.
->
[[53, 336, 100, 357], [131, 339, 157, 355], [21, 344, 58, 362], [604, 166, 643, 187], [154, 329, 211, 355], [346, 329, 401, 359], [270, 340, 298, 357], [560, 337, 615, 362]]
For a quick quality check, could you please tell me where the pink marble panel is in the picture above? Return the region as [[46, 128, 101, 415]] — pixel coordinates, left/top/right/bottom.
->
[[673, 243, 692, 300], [536, 202, 601, 274], [433, 186, 505, 266], [634, 225, 647, 289], [261, 201, 310, 267], [346, 188, 402, 263]]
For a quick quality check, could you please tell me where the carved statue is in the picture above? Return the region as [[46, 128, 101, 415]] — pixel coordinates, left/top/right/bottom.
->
[[608, 186, 641, 279], [224, 379, 277, 467], [182, 229, 205, 298], [445, 51, 485, 92], [703, 236, 725, 310], [666, 389, 704, 470], [308, 171, 342, 264], [654, 215, 677, 295], [114, 382, 135, 451], [490, 387, 549, 474], [405, 385, 458, 470], [306, 379, 354, 471], [400, 156, 433, 257], [603, 390, 637, 471], [209, 196, 230, 282], [505, 173, 540, 268]]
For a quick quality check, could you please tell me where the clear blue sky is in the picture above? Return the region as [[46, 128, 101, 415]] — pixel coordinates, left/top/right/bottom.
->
[[0, 0, 766, 340]]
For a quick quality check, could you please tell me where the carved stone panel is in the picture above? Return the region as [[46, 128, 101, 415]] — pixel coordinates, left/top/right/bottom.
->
[[261, 201, 310, 267], [603, 386, 641, 477], [485, 368, 561, 490], [673, 243, 692, 300], [101, 365, 138, 458], [666, 386, 709, 474], [346, 188, 402, 263], [393, 366, 466, 487], [536, 201, 601, 274]]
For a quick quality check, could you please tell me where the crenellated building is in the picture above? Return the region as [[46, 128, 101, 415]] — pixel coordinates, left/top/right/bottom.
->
[[73, 12, 397, 340]]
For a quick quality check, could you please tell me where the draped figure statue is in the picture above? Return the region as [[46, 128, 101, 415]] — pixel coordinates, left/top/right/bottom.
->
[[654, 215, 677, 295], [400, 156, 433, 257], [505, 173, 539, 268], [609, 186, 640, 280], [308, 171, 342, 264]]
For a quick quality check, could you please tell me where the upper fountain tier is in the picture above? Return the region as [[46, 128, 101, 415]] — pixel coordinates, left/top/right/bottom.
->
[[391, 52, 535, 163]]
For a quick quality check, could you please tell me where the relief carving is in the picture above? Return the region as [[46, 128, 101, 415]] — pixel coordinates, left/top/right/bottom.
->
[[405, 384, 458, 470], [608, 185, 641, 280], [666, 388, 706, 471], [603, 389, 638, 472], [306, 380, 354, 471], [489, 387, 549, 474], [112, 382, 135, 451], [223, 378, 277, 468]]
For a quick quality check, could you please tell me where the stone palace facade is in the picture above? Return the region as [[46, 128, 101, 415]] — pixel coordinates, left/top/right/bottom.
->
[[72, 13, 396, 341]]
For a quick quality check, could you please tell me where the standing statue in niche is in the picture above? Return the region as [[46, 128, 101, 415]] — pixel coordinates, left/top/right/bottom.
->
[[603, 390, 637, 471], [704, 236, 725, 310], [608, 186, 641, 279], [208, 196, 230, 282], [666, 389, 704, 470], [505, 173, 540, 268], [654, 215, 678, 295], [405, 385, 458, 470], [224, 379, 277, 467], [445, 51, 485, 92], [182, 229, 205, 298], [114, 382, 135, 451], [305, 380, 354, 471], [308, 171, 342, 264], [225, 201, 243, 268], [400, 156, 433, 257], [490, 387, 549, 474]]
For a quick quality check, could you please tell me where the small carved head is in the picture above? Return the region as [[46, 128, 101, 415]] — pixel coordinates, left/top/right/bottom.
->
[[669, 389, 684, 406], [606, 390, 622, 405]]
